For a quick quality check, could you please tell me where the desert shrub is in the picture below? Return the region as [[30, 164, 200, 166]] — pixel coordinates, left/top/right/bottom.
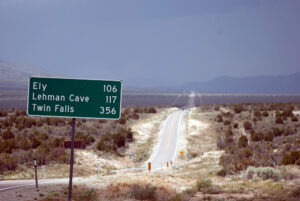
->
[[254, 110, 262, 118], [130, 113, 139, 120], [264, 131, 274, 141], [126, 132, 134, 142], [245, 166, 280, 181], [118, 117, 126, 124], [216, 114, 223, 122], [272, 127, 282, 137], [262, 110, 269, 117], [17, 136, 31, 150], [0, 153, 18, 173], [282, 108, 294, 118], [34, 144, 49, 165], [219, 154, 237, 174], [291, 116, 298, 122], [282, 126, 296, 136], [216, 169, 226, 177], [31, 137, 41, 149], [243, 121, 252, 130], [238, 135, 248, 148], [1, 128, 14, 139], [275, 117, 283, 124], [76, 132, 95, 146], [225, 127, 233, 136], [195, 179, 218, 194], [0, 110, 8, 117], [281, 150, 300, 165], [214, 105, 220, 111], [13, 150, 33, 164], [290, 186, 300, 198], [241, 147, 252, 158], [233, 123, 238, 129], [52, 137, 62, 147], [251, 131, 263, 141], [2, 119, 12, 127], [50, 147, 68, 163], [147, 107, 157, 113], [224, 111, 233, 118], [24, 118, 36, 128], [225, 135, 233, 145], [130, 183, 157, 201], [72, 187, 98, 201], [0, 139, 16, 153], [113, 132, 126, 148], [15, 109, 26, 117], [233, 104, 243, 113], [223, 119, 231, 126]]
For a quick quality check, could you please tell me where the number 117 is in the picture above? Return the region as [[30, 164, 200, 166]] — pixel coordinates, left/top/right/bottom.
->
[[106, 96, 117, 103]]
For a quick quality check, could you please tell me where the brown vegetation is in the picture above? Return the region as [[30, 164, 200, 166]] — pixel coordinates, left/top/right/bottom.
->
[[215, 102, 300, 175], [0, 106, 157, 175]]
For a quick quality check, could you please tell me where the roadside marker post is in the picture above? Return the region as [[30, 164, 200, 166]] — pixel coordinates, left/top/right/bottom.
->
[[27, 77, 122, 201], [33, 159, 38, 188], [148, 162, 151, 172], [97, 159, 101, 178], [42, 165, 45, 178], [167, 162, 169, 168]]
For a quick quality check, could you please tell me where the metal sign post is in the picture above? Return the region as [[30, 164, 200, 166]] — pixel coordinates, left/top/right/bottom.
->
[[33, 159, 38, 188], [68, 118, 76, 201]]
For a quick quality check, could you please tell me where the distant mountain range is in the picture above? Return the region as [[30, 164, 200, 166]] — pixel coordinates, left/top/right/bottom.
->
[[0, 61, 55, 89], [0, 61, 300, 94], [176, 73, 300, 94]]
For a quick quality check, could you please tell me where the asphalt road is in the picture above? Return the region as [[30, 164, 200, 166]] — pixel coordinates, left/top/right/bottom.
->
[[0, 178, 70, 192], [148, 109, 185, 171]]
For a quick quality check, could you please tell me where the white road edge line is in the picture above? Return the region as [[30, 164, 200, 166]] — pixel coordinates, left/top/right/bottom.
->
[[0, 179, 67, 192], [172, 110, 187, 162]]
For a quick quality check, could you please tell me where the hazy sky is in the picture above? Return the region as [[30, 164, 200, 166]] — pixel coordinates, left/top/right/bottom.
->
[[0, 0, 300, 87]]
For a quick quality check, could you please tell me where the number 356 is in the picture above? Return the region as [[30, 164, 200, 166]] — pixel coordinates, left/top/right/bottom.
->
[[99, 107, 116, 115]]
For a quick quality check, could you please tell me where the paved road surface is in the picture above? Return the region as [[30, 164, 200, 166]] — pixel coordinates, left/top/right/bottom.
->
[[148, 109, 185, 171], [0, 178, 70, 192]]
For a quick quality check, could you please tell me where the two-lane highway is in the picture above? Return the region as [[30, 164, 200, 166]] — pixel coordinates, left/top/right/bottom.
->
[[147, 109, 185, 171]]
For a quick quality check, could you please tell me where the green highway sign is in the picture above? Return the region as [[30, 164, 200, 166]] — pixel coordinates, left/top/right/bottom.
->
[[27, 77, 122, 119]]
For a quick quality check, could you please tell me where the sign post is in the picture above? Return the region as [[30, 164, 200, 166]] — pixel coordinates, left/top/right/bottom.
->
[[97, 159, 101, 178], [27, 77, 122, 201], [33, 159, 38, 188], [42, 165, 45, 178]]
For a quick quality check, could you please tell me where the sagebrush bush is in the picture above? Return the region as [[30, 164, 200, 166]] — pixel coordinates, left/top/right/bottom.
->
[[0, 153, 18, 173], [233, 104, 243, 113], [281, 150, 300, 165], [245, 166, 280, 181], [250, 131, 263, 141], [147, 107, 157, 113], [1, 129, 14, 139], [238, 135, 248, 148], [264, 131, 274, 141], [130, 183, 157, 201], [243, 121, 252, 130]]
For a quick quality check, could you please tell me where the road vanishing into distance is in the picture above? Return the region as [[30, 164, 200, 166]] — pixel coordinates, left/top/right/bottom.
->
[[147, 109, 185, 171]]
